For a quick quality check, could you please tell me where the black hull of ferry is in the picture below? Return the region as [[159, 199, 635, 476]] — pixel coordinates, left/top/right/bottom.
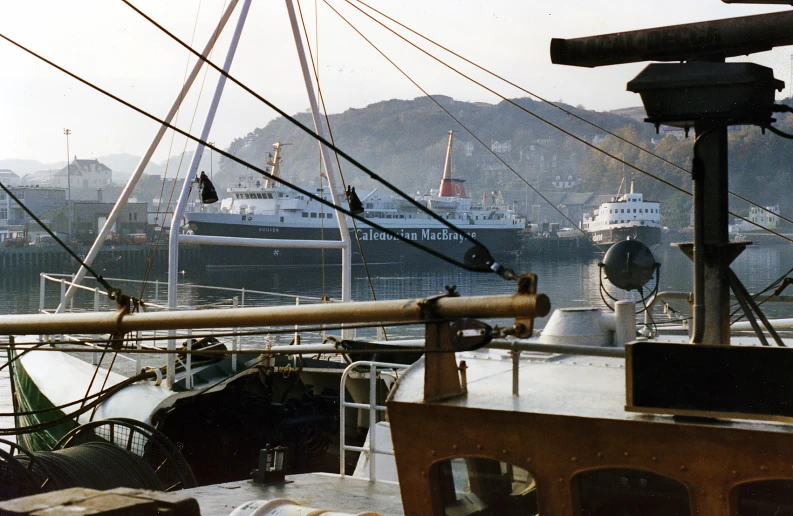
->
[[187, 221, 523, 270], [588, 226, 662, 248]]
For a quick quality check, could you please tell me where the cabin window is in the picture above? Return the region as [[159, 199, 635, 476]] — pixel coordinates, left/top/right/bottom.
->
[[302, 213, 308, 218], [573, 468, 690, 516], [430, 457, 538, 515], [621, 209, 624, 213], [733, 479, 793, 515], [310, 213, 317, 218]]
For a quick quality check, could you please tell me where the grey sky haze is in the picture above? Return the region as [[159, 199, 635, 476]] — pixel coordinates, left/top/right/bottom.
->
[[1, 0, 790, 164]]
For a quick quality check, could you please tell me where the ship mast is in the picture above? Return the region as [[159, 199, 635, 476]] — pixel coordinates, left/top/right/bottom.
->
[[264, 143, 283, 189], [438, 130, 454, 197]]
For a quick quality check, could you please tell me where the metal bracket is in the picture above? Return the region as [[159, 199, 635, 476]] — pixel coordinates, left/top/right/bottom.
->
[[417, 285, 459, 320], [109, 293, 132, 350], [424, 321, 465, 402], [513, 274, 538, 338]]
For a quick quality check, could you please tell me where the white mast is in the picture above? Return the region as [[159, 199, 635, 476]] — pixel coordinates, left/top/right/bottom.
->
[[57, 0, 242, 313], [165, 0, 252, 387], [285, 0, 352, 307]]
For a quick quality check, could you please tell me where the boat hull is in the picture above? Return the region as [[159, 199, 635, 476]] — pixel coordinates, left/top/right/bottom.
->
[[587, 225, 662, 247], [185, 217, 524, 269]]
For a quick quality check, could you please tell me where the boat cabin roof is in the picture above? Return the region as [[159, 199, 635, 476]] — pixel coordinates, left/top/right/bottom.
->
[[391, 349, 793, 433], [387, 346, 793, 515]]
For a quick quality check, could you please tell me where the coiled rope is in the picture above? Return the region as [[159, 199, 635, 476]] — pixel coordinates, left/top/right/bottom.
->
[[19, 442, 164, 492]]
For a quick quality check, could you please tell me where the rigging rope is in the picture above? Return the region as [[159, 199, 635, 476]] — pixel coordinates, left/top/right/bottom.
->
[[0, 182, 121, 298], [117, 2, 496, 255], [16, 442, 163, 492], [323, 0, 604, 252], [139, 0, 228, 301], [296, 0, 387, 337], [347, 0, 793, 230], [336, 0, 793, 244], [0, 31, 501, 274], [0, 371, 154, 435]]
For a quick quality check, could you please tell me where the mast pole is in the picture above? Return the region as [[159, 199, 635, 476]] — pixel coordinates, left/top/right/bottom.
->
[[56, 0, 241, 313], [166, 0, 252, 387], [63, 128, 72, 242], [285, 0, 352, 308]]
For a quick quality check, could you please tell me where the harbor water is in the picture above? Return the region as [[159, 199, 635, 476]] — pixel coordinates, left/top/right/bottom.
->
[[0, 242, 792, 440]]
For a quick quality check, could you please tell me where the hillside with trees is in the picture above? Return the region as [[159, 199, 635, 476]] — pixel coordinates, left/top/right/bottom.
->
[[216, 95, 793, 229]]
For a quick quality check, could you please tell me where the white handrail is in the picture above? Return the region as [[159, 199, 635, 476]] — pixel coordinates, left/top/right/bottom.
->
[[340, 361, 408, 482]]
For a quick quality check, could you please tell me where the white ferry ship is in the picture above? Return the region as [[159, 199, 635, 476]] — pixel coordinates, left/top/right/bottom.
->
[[582, 182, 661, 247], [185, 137, 525, 269]]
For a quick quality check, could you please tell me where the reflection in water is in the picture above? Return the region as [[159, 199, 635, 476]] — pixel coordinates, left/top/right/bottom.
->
[[0, 245, 792, 439], [2, 244, 793, 327]]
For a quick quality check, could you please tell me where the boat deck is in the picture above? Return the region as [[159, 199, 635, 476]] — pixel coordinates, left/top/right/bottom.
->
[[185, 474, 403, 516], [394, 348, 793, 434]]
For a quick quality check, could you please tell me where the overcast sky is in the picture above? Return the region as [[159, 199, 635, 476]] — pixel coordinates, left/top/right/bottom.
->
[[1, 0, 790, 164]]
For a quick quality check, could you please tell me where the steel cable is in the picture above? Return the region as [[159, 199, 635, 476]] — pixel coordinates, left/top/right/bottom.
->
[[0, 30, 499, 274]]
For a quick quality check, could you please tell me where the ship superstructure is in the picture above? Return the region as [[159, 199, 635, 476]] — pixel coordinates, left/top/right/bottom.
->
[[582, 182, 661, 246], [185, 140, 525, 269]]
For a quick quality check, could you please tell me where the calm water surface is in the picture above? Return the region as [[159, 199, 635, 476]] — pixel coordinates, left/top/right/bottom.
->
[[1, 243, 792, 438]]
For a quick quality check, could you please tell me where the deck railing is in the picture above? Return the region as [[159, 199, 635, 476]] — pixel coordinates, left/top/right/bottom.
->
[[37, 272, 337, 388], [340, 360, 409, 482]]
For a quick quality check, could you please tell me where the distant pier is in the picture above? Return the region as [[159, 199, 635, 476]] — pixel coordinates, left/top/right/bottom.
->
[[0, 244, 202, 275], [522, 234, 599, 257]]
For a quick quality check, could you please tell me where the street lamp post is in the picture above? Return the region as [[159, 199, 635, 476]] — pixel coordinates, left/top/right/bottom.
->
[[63, 128, 72, 241]]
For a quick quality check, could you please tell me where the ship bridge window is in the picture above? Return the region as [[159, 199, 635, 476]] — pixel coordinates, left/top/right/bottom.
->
[[573, 468, 690, 516], [431, 457, 537, 515], [733, 479, 793, 515], [310, 213, 317, 218], [302, 212, 308, 218]]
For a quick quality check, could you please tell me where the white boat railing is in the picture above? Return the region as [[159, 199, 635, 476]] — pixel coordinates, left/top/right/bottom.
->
[[38, 272, 336, 386], [645, 290, 793, 330], [339, 360, 409, 482], [39, 273, 333, 314]]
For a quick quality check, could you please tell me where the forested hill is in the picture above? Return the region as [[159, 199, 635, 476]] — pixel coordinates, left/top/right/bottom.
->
[[217, 95, 654, 192], [217, 95, 793, 228]]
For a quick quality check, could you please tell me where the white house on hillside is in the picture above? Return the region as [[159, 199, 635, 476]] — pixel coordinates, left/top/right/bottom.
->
[[27, 157, 114, 201], [0, 170, 20, 186]]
